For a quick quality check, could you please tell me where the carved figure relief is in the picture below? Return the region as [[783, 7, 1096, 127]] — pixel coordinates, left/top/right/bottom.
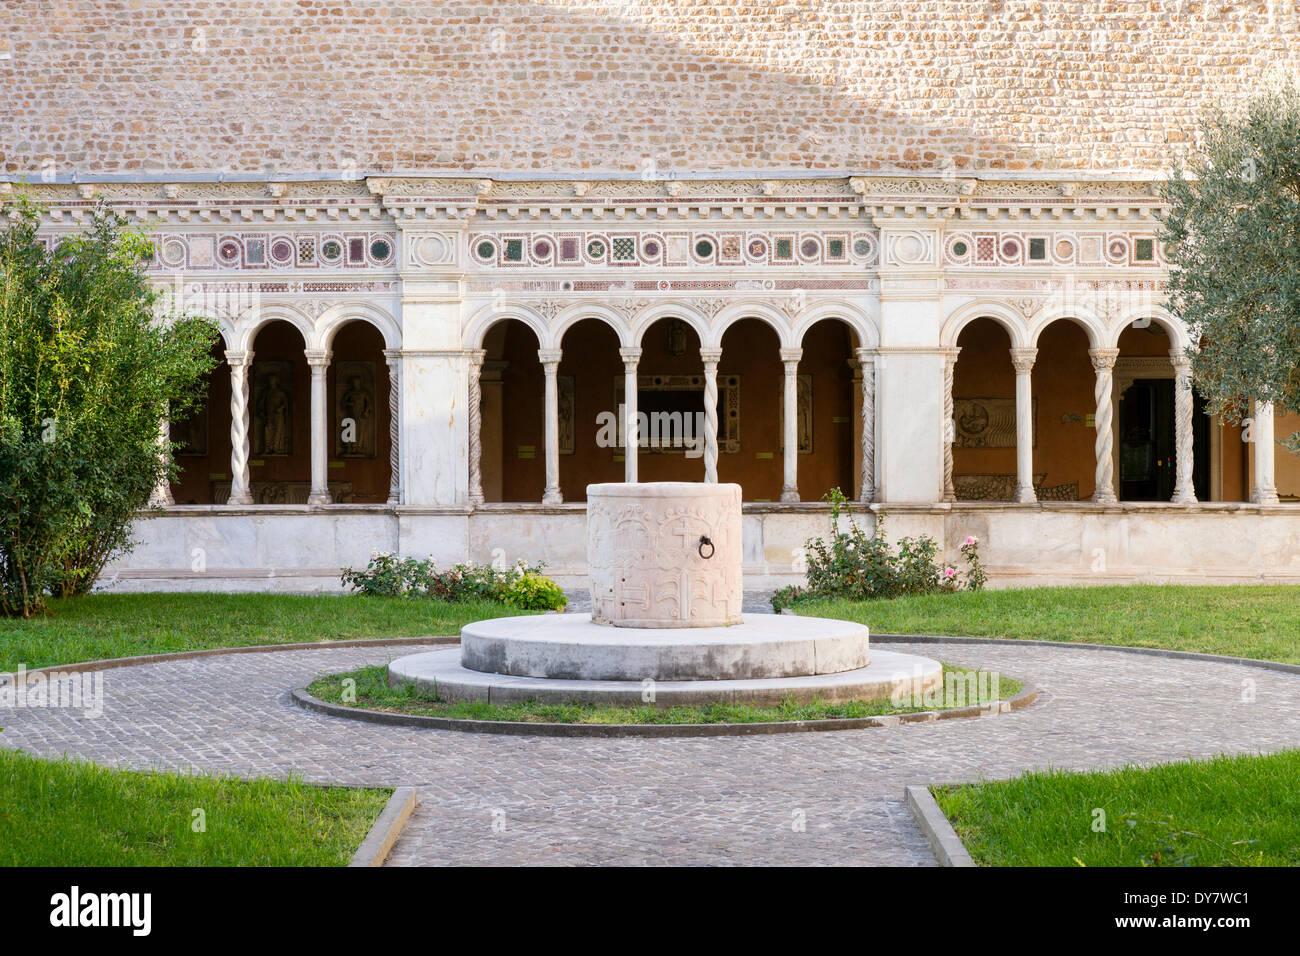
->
[[252, 361, 293, 456], [954, 397, 1036, 448], [334, 360, 377, 458]]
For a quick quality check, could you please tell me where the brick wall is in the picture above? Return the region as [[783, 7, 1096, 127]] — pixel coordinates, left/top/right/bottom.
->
[[2, 1, 1296, 177]]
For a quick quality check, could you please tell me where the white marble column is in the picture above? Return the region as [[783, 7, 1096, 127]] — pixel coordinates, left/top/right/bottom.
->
[[226, 350, 254, 506], [466, 349, 486, 506], [149, 412, 175, 507], [854, 348, 876, 504], [941, 347, 961, 502], [1088, 348, 1120, 504], [306, 349, 332, 506], [383, 348, 403, 506], [780, 347, 802, 502], [1251, 399, 1279, 504], [620, 347, 641, 483], [539, 348, 563, 504], [1010, 348, 1037, 504], [700, 347, 722, 484], [1170, 349, 1197, 504]]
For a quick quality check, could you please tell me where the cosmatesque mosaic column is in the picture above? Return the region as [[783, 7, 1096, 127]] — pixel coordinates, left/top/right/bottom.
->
[[620, 347, 641, 483], [226, 350, 254, 506], [466, 349, 486, 507], [149, 412, 174, 507], [1170, 349, 1197, 504], [1089, 348, 1120, 504], [539, 348, 563, 504], [1010, 347, 1037, 504], [700, 347, 722, 484], [942, 347, 961, 502], [384, 348, 403, 506], [305, 349, 332, 506], [854, 348, 876, 504], [780, 347, 802, 502]]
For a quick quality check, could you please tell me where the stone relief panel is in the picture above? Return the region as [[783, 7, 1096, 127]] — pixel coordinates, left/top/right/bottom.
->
[[954, 397, 1036, 449]]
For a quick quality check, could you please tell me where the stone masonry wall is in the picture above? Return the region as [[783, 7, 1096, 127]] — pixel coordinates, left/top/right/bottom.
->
[[1, 1, 1297, 178]]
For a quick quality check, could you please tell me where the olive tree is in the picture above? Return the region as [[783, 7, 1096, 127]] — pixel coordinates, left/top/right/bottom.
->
[[0, 199, 218, 617], [1161, 81, 1300, 449]]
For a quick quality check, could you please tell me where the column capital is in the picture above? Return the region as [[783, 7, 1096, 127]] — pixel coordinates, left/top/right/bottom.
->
[[779, 347, 804, 364], [464, 348, 487, 366], [941, 346, 962, 364], [699, 347, 723, 364], [1168, 347, 1193, 370], [853, 347, 878, 366], [305, 348, 332, 368], [1009, 347, 1037, 374], [1088, 347, 1120, 371], [224, 349, 254, 367], [537, 348, 563, 365], [382, 347, 404, 363], [618, 347, 642, 365]]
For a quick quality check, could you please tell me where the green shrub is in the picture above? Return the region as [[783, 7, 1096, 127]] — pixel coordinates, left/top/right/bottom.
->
[[503, 571, 568, 611], [341, 553, 566, 611], [771, 488, 985, 611], [0, 198, 218, 616]]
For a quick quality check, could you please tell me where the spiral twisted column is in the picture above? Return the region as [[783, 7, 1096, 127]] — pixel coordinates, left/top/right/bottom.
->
[[149, 410, 175, 507], [1169, 350, 1197, 504], [700, 348, 722, 484], [854, 348, 876, 504], [226, 350, 254, 506], [941, 347, 961, 502], [1089, 348, 1120, 504], [383, 349, 403, 506], [465, 349, 485, 506]]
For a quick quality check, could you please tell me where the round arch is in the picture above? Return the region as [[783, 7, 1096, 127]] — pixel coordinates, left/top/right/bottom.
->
[[1027, 307, 1106, 350], [234, 303, 316, 352], [630, 301, 711, 349], [792, 300, 878, 350], [711, 302, 793, 350], [552, 303, 633, 349], [462, 302, 550, 351], [1107, 304, 1191, 352], [940, 300, 1029, 350], [318, 302, 402, 351]]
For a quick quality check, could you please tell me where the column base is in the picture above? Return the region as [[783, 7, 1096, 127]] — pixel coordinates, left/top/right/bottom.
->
[[1171, 487, 1198, 504], [1091, 491, 1118, 504], [542, 490, 564, 505], [1251, 489, 1281, 505], [307, 491, 333, 506], [226, 492, 254, 506], [780, 489, 800, 503], [1013, 485, 1037, 504]]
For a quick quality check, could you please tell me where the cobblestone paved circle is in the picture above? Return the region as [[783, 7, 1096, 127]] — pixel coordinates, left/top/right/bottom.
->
[[3, 639, 1298, 865]]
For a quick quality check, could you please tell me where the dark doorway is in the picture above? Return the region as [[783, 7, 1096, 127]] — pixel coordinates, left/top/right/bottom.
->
[[1119, 379, 1209, 501]]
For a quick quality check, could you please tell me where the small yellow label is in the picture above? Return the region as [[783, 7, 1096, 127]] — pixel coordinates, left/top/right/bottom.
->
[[755, 451, 774, 459]]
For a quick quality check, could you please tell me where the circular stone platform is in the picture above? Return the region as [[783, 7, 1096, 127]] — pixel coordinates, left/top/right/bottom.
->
[[461, 613, 872, 681], [388, 644, 943, 707]]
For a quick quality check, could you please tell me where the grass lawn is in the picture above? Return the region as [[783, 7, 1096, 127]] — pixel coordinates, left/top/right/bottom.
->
[[307, 663, 1020, 724], [0, 592, 522, 671], [798, 584, 1300, 665], [934, 750, 1300, 867], [0, 748, 390, 866]]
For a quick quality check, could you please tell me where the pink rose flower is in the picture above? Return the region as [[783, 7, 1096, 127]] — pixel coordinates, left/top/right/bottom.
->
[[944, 566, 957, 578], [964, 535, 978, 546]]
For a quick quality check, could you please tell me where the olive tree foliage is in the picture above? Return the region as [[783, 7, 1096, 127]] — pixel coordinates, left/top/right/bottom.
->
[[0, 198, 219, 617], [1160, 81, 1300, 448]]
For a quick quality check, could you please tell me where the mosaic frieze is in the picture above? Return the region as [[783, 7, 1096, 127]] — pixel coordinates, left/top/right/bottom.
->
[[134, 232, 398, 271], [467, 230, 879, 268], [944, 231, 1162, 268]]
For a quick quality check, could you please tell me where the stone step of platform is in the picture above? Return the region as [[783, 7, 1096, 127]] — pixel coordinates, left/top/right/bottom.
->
[[388, 647, 942, 707], [460, 613, 871, 681]]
